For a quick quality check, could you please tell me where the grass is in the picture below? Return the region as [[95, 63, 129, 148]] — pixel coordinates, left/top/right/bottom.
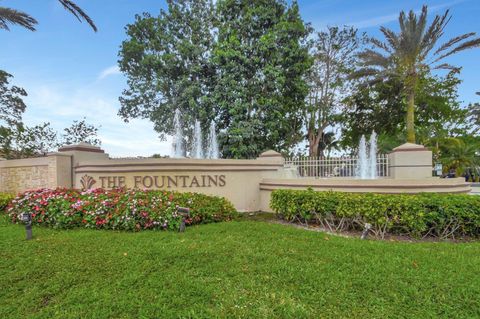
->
[[1, 216, 479, 319]]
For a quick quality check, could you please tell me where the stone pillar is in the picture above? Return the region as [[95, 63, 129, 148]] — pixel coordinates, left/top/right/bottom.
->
[[257, 150, 284, 165], [47, 153, 73, 188], [388, 143, 433, 179], [57, 142, 109, 188], [58, 142, 109, 167]]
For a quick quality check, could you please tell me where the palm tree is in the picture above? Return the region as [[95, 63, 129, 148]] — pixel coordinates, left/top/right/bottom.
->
[[440, 138, 479, 175], [353, 5, 480, 143], [0, 0, 96, 32]]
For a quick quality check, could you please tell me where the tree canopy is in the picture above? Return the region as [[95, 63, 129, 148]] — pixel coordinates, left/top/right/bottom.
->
[[118, 0, 311, 158], [352, 5, 480, 143]]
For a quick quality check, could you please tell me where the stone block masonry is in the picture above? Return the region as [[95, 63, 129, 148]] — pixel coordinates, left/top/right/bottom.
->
[[0, 154, 72, 194]]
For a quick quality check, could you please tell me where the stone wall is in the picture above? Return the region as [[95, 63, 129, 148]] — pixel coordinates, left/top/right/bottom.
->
[[0, 142, 471, 211], [0, 154, 72, 194], [0, 165, 49, 194]]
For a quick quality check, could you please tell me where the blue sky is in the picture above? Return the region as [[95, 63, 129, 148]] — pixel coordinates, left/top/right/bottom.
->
[[1, 0, 479, 156]]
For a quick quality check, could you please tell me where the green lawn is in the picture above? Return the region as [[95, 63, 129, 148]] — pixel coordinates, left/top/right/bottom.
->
[[1, 218, 479, 319]]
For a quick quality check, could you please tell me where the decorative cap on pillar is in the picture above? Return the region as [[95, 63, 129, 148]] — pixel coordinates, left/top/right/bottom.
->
[[391, 143, 427, 153], [258, 150, 283, 158], [58, 142, 105, 153]]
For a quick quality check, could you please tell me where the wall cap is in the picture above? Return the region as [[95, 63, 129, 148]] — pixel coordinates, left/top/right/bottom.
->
[[391, 143, 428, 153], [58, 142, 105, 153], [47, 152, 73, 157], [258, 150, 283, 158]]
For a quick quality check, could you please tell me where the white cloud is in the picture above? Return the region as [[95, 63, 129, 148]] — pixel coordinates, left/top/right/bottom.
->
[[22, 84, 171, 157], [97, 65, 121, 80]]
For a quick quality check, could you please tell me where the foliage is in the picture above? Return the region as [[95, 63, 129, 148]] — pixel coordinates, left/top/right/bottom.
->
[[439, 137, 480, 174], [1, 221, 480, 318], [6, 188, 237, 231], [214, 0, 311, 158], [0, 193, 13, 212], [0, 70, 27, 158], [304, 26, 363, 156], [271, 189, 480, 239], [119, 0, 311, 158], [341, 72, 467, 152], [14, 122, 60, 157], [468, 100, 480, 134], [61, 118, 101, 146], [118, 0, 216, 156], [352, 5, 480, 143], [0, 0, 96, 32]]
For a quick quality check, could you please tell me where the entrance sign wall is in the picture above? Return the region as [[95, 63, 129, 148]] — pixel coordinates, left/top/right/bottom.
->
[[0, 142, 471, 212]]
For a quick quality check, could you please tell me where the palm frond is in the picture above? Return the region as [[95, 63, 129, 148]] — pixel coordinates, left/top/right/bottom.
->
[[349, 67, 379, 79], [58, 0, 97, 32], [415, 5, 429, 44], [433, 63, 461, 72], [420, 10, 450, 58], [369, 37, 392, 54], [0, 7, 37, 31], [357, 49, 391, 68], [380, 27, 399, 50], [434, 32, 476, 56], [433, 37, 480, 63]]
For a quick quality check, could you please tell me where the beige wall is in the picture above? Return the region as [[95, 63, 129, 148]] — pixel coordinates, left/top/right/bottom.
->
[[73, 157, 286, 212], [0, 143, 471, 212], [0, 154, 72, 194]]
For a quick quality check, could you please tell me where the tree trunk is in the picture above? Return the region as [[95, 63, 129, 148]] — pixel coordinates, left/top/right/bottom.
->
[[308, 130, 318, 157], [308, 130, 322, 157], [406, 88, 416, 143]]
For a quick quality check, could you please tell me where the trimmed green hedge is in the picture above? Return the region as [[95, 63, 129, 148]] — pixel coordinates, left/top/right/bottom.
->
[[6, 188, 237, 231], [271, 189, 480, 239]]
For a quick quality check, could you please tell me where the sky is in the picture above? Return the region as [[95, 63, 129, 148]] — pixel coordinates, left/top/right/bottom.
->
[[1, 0, 479, 157]]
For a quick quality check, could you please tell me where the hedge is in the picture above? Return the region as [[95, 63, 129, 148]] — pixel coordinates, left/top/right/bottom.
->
[[5, 188, 237, 231], [271, 189, 480, 239], [0, 193, 14, 212]]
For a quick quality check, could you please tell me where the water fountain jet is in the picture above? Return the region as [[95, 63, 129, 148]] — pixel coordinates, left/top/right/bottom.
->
[[207, 122, 219, 159], [172, 109, 185, 158], [192, 120, 203, 159]]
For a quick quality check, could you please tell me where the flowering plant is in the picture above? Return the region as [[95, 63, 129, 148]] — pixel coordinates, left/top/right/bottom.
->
[[6, 188, 237, 231]]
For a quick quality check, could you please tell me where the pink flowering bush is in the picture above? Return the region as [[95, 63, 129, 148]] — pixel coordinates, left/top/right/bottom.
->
[[6, 188, 237, 231]]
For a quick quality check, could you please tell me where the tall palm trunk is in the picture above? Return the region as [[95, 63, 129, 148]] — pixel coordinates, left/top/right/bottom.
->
[[406, 85, 416, 143]]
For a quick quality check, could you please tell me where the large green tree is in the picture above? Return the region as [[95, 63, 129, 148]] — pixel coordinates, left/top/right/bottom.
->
[[0, 70, 27, 158], [341, 72, 467, 154], [214, 0, 311, 158], [118, 0, 311, 159], [304, 26, 362, 157], [353, 5, 480, 143], [0, 0, 96, 31], [118, 0, 216, 155], [468, 92, 480, 134]]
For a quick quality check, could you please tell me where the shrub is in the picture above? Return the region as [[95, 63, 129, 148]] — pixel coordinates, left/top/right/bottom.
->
[[6, 188, 237, 231], [271, 189, 480, 239], [0, 193, 14, 212]]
